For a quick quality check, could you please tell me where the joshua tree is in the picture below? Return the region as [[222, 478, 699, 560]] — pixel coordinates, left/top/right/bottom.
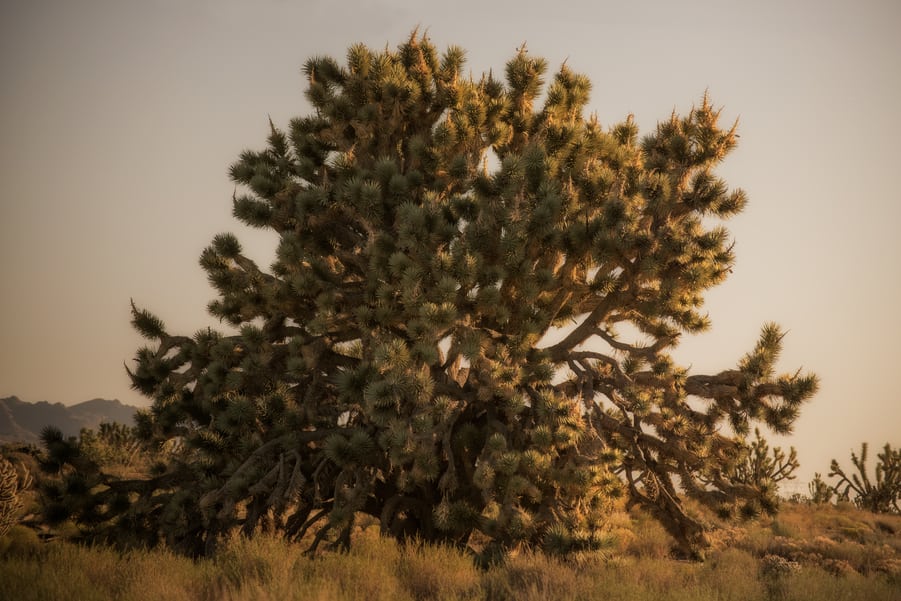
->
[[40, 33, 817, 558], [808, 472, 834, 505], [725, 428, 799, 515], [830, 443, 900, 514]]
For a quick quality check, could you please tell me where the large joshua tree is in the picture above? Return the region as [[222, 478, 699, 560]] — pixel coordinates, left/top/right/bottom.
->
[[44, 34, 817, 558]]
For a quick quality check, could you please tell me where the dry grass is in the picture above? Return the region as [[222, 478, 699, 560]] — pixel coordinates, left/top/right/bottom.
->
[[2, 503, 899, 600], [729, 502, 901, 579]]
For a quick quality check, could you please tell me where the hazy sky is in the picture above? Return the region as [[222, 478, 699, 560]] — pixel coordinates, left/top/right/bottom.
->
[[1, 0, 899, 488]]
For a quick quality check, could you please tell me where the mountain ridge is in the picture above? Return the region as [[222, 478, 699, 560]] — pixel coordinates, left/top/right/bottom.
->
[[0, 396, 139, 444]]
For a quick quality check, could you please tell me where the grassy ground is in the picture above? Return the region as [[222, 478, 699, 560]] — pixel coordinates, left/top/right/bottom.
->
[[2, 503, 899, 600]]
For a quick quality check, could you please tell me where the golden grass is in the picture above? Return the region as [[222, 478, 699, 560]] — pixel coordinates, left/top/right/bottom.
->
[[2, 503, 899, 601]]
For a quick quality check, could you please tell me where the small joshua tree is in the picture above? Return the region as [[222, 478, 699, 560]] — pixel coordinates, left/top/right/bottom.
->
[[808, 472, 834, 505], [829, 443, 900, 514], [726, 428, 798, 515]]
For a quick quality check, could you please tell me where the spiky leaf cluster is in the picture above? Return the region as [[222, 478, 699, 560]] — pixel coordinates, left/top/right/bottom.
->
[[34, 426, 178, 549], [42, 34, 817, 558]]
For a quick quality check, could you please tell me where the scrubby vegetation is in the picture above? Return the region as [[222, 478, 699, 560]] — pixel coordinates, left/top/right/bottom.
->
[[1, 501, 899, 601], [3, 433, 901, 599]]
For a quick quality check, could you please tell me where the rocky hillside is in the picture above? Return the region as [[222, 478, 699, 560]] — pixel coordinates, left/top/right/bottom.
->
[[0, 396, 138, 444]]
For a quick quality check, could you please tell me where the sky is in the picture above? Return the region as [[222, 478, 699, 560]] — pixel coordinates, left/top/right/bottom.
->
[[1, 0, 899, 489]]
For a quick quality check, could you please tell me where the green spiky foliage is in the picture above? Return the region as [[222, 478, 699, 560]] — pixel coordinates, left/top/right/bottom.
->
[[829, 443, 900, 515], [44, 34, 816, 558], [35, 426, 165, 547], [722, 428, 798, 516]]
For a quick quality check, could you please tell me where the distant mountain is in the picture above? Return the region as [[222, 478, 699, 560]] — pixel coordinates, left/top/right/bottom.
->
[[0, 396, 139, 444]]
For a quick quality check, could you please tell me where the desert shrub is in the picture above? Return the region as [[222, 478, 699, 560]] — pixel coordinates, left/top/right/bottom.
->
[[759, 553, 801, 600], [78, 422, 143, 470], [820, 557, 856, 577], [0, 455, 31, 537]]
